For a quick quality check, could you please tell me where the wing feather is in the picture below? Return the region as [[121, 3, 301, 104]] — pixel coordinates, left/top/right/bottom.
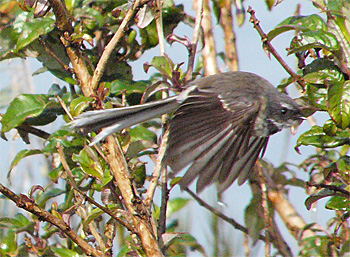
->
[[164, 88, 264, 192]]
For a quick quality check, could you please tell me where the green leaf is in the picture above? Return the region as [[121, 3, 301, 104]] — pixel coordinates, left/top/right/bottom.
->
[[327, 81, 350, 129], [303, 58, 344, 84], [51, 247, 80, 257], [144, 56, 175, 79], [9, 149, 44, 173], [36, 188, 66, 208], [305, 188, 340, 210], [336, 156, 350, 181], [107, 80, 149, 95], [288, 31, 340, 55], [1, 94, 51, 133], [129, 126, 157, 143], [0, 229, 17, 254], [12, 214, 31, 228], [166, 198, 190, 218], [48, 84, 67, 96], [69, 96, 94, 117], [132, 163, 146, 188], [163, 233, 206, 255], [296, 125, 350, 150], [268, 14, 327, 41], [16, 15, 55, 50], [72, 148, 103, 180], [306, 84, 328, 110], [245, 196, 264, 243], [83, 204, 118, 231], [326, 196, 350, 211], [0, 25, 20, 60]]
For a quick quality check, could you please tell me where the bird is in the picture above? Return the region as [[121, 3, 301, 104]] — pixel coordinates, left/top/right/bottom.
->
[[70, 71, 303, 193]]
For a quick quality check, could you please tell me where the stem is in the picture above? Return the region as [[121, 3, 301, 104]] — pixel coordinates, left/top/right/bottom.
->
[[90, 0, 151, 91], [247, 6, 306, 89], [185, 0, 204, 82]]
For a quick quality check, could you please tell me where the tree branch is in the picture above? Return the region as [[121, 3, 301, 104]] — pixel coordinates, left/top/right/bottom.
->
[[47, 0, 93, 96], [185, 0, 204, 82], [219, 0, 239, 71], [185, 188, 267, 242], [0, 183, 103, 256], [201, 0, 219, 76], [90, 0, 151, 91], [247, 6, 306, 89], [104, 136, 163, 256]]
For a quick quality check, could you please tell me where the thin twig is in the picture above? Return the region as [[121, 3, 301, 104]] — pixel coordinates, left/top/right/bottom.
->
[[38, 37, 74, 74], [185, 188, 267, 242], [307, 182, 350, 199], [56, 143, 135, 233], [219, 0, 239, 71], [247, 6, 306, 89], [158, 167, 169, 251], [185, 0, 204, 82], [257, 164, 271, 256], [0, 183, 103, 256], [145, 130, 169, 208], [16, 123, 50, 140], [155, 0, 165, 56], [90, 0, 151, 91]]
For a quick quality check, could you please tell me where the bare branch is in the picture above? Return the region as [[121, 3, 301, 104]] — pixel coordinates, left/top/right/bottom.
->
[[219, 0, 239, 71], [257, 164, 272, 256], [185, 0, 204, 82], [201, 0, 218, 76], [145, 130, 169, 207]]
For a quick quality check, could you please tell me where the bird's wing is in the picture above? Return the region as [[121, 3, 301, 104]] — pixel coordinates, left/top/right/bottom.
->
[[164, 89, 268, 192]]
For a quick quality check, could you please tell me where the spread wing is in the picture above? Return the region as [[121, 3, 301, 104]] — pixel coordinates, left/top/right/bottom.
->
[[163, 89, 269, 193]]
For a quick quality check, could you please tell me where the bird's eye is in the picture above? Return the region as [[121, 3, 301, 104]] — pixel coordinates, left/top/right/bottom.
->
[[281, 107, 288, 115]]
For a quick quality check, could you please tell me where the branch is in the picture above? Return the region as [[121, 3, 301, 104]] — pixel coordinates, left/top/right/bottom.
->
[[257, 165, 272, 256], [46, 0, 72, 33], [185, 188, 267, 242], [56, 143, 135, 233], [247, 6, 306, 89], [0, 183, 103, 256], [185, 0, 204, 82], [104, 136, 163, 256], [307, 182, 350, 199], [16, 123, 50, 140], [145, 130, 169, 207], [218, 0, 239, 71], [90, 0, 151, 91], [201, 0, 219, 76], [250, 174, 293, 257], [268, 189, 316, 240], [47, 0, 93, 96]]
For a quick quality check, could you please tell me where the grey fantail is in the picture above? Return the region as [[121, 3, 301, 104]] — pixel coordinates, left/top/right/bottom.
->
[[70, 71, 303, 192]]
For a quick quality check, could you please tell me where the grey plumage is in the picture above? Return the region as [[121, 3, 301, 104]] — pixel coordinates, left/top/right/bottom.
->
[[70, 71, 303, 193]]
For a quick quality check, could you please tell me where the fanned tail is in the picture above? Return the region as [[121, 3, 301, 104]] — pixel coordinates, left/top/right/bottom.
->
[[70, 96, 179, 145]]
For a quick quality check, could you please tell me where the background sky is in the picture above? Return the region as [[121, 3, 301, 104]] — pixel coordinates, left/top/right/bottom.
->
[[0, 1, 332, 256]]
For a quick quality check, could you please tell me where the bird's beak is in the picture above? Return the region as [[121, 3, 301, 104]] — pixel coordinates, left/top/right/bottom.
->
[[290, 118, 304, 135]]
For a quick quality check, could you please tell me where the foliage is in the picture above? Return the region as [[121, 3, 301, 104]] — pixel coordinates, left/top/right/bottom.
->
[[0, 0, 349, 256]]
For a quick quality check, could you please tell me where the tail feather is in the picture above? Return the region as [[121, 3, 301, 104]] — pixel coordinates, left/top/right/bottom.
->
[[70, 96, 179, 145]]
